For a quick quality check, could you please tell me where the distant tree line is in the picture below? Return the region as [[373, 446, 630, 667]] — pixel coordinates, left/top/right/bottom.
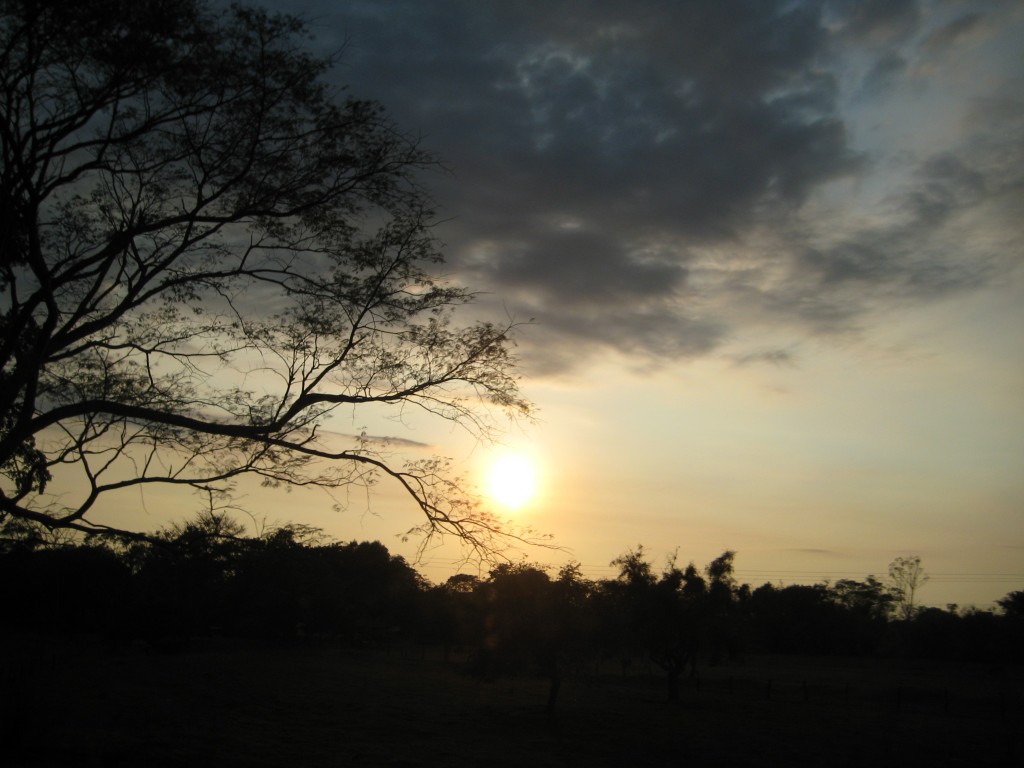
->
[[2, 516, 1022, 710]]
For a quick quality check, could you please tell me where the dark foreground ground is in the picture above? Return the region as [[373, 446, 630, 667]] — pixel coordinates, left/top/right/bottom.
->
[[3, 634, 1021, 767]]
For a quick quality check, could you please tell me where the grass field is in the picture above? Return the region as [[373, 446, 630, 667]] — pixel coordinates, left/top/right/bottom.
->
[[3, 634, 1021, 767]]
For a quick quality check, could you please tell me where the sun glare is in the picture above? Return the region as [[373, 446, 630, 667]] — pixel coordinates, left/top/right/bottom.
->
[[486, 453, 538, 509]]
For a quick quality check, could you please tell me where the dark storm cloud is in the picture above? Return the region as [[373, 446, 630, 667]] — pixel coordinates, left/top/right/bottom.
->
[[522, 305, 725, 377], [904, 154, 987, 226], [475, 229, 687, 305], [919, 13, 983, 54], [796, 159, 993, 305], [282, 0, 1017, 374], [834, 0, 921, 45], [860, 51, 907, 96], [796, 121, 1020, 307]]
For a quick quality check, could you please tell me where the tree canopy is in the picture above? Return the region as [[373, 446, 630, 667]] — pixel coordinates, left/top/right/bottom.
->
[[0, 0, 530, 551]]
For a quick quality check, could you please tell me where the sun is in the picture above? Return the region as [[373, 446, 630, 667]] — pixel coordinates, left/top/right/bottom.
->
[[486, 452, 538, 509]]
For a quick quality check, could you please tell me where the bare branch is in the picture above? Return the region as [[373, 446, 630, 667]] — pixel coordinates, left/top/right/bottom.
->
[[1, 0, 534, 559]]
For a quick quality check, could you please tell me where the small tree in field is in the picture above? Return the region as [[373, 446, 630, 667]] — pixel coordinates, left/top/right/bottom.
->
[[888, 555, 929, 620], [0, 1, 530, 553]]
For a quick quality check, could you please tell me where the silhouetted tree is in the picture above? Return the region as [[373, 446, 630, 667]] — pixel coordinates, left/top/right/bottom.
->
[[473, 565, 552, 690], [597, 546, 657, 676], [466, 562, 594, 714], [703, 550, 742, 664], [648, 557, 703, 701], [0, 537, 129, 634], [605, 547, 740, 701], [126, 511, 248, 642], [831, 577, 894, 619], [996, 591, 1024, 662], [903, 605, 968, 660], [545, 562, 598, 712], [888, 555, 929, 620], [224, 536, 423, 643], [748, 582, 844, 654], [0, 0, 529, 553], [829, 577, 895, 654], [421, 574, 486, 661], [996, 590, 1024, 619]]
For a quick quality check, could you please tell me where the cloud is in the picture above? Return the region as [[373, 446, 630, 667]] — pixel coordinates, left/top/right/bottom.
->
[[919, 13, 984, 54], [357, 433, 432, 450], [473, 229, 688, 306], [317, 428, 432, 451], [834, 0, 921, 45], [904, 154, 987, 225], [288, 0, 1022, 375], [785, 548, 843, 555], [860, 51, 907, 96], [732, 349, 799, 369]]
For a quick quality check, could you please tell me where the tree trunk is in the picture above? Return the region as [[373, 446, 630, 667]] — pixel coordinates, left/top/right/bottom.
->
[[545, 673, 562, 715], [666, 669, 681, 702]]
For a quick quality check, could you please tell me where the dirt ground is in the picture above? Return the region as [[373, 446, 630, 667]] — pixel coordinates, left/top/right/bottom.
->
[[3, 635, 1021, 767]]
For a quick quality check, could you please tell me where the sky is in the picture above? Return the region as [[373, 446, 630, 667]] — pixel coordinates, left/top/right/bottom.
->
[[215, 0, 1024, 608]]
